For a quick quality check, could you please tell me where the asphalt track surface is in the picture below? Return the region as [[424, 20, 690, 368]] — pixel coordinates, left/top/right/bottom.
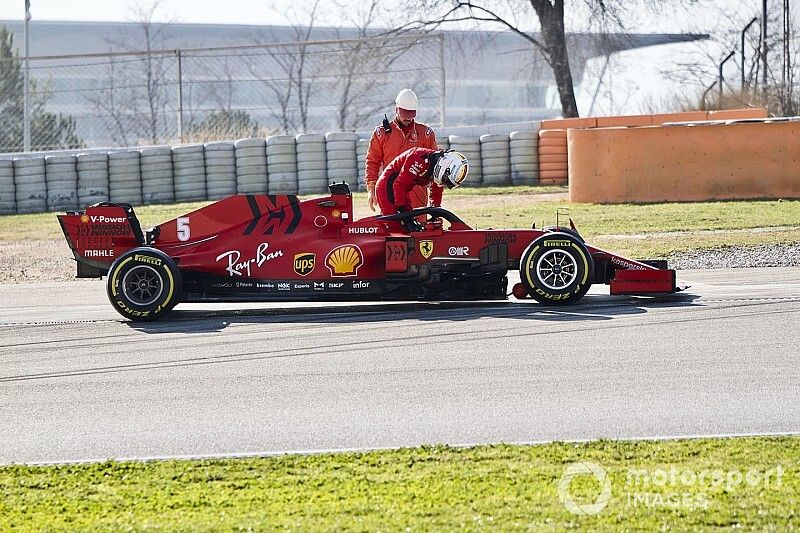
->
[[1, 267, 799, 464]]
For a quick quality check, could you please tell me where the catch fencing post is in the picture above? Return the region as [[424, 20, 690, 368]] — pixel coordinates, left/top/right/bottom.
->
[[23, 0, 31, 151], [438, 33, 446, 128], [176, 49, 184, 143]]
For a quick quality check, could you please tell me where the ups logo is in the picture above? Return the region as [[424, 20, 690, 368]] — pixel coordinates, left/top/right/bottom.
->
[[293, 253, 316, 276]]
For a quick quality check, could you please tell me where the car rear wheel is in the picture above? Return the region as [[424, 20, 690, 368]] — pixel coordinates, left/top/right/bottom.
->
[[519, 232, 593, 305], [106, 247, 181, 321]]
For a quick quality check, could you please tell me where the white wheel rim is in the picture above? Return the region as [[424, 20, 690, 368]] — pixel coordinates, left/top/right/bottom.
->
[[535, 249, 578, 291]]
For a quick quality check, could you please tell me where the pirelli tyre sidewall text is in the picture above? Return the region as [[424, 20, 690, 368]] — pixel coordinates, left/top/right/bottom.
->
[[106, 247, 182, 321], [520, 232, 593, 305]]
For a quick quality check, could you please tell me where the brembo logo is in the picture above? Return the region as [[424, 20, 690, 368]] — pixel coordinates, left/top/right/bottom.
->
[[90, 215, 127, 223]]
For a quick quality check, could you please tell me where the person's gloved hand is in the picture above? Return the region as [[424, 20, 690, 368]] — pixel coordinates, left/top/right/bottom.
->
[[367, 182, 377, 212], [403, 218, 424, 232]]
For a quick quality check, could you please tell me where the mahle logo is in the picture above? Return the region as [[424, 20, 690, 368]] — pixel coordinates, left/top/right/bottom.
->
[[293, 253, 316, 276]]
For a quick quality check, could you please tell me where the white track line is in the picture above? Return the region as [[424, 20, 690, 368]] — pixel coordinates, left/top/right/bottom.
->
[[21, 430, 800, 466]]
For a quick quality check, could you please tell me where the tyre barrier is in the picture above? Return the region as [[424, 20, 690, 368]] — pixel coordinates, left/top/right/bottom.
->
[[266, 135, 298, 195], [77, 152, 110, 207], [509, 130, 539, 185], [172, 144, 207, 202], [0, 159, 16, 215], [0, 122, 559, 215], [13, 157, 47, 214], [234, 138, 267, 194], [204, 141, 237, 200], [538, 129, 568, 184], [448, 136, 482, 187], [44, 154, 79, 212], [140, 147, 175, 204], [325, 132, 358, 191], [296, 133, 327, 195], [109, 150, 143, 206], [480, 133, 511, 186], [356, 138, 369, 192]]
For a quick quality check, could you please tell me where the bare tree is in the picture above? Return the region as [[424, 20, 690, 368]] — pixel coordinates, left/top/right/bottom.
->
[[89, 1, 176, 145], [244, 0, 323, 133], [331, 1, 432, 130], [394, 0, 698, 118]]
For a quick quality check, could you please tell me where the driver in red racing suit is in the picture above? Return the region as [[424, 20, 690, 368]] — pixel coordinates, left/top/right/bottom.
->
[[376, 147, 469, 232]]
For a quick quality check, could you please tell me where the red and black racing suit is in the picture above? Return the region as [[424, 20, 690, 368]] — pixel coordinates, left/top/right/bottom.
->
[[375, 147, 444, 231]]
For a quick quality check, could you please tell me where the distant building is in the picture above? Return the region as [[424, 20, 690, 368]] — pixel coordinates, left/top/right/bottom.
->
[[0, 20, 705, 147]]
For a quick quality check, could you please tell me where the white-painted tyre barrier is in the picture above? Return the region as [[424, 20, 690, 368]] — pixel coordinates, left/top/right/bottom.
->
[[266, 135, 298, 195], [481, 134, 511, 186], [0, 159, 16, 215], [234, 138, 267, 194], [172, 144, 207, 202], [13, 157, 46, 214], [510, 129, 540, 185], [109, 150, 142, 205], [448, 136, 482, 187], [77, 152, 110, 207], [296, 133, 327, 195], [140, 147, 175, 204]]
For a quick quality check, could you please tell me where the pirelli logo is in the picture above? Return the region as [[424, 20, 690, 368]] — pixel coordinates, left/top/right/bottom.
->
[[134, 255, 162, 266], [544, 240, 572, 247]]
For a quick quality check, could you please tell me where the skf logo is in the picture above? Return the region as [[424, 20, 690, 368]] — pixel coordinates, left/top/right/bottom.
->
[[448, 246, 470, 256], [326, 245, 363, 277], [293, 253, 316, 276], [80, 214, 90, 223], [419, 240, 434, 259]]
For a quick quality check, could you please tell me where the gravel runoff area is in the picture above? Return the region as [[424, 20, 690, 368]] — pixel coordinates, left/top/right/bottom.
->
[[1, 239, 799, 285]]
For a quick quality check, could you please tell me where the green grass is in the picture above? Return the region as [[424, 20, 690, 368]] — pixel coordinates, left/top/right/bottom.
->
[[1, 186, 798, 258], [1, 437, 797, 531]]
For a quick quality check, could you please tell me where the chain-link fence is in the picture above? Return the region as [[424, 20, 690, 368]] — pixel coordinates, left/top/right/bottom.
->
[[0, 33, 444, 153]]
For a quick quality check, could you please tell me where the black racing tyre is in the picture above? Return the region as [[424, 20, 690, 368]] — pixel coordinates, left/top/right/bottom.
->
[[519, 232, 593, 305], [543, 226, 584, 242], [106, 247, 181, 321]]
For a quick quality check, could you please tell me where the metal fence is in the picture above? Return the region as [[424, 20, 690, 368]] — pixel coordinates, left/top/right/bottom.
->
[[0, 33, 445, 153]]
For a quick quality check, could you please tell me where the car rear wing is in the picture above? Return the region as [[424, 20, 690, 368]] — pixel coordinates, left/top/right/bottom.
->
[[57, 203, 145, 278]]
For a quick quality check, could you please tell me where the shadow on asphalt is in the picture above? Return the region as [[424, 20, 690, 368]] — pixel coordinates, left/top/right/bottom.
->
[[127, 293, 702, 335]]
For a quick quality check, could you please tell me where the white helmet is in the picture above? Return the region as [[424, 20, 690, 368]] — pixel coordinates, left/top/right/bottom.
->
[[432, 151, 469, 189], [395, 89, 418, 111]]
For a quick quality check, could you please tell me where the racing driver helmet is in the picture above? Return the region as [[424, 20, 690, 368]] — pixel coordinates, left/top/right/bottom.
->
[[432, 150, 469, 189]]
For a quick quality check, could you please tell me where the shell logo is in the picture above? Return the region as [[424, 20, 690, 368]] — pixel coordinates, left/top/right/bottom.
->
[[325, 244, 363, 277], [80, 214, 90, 223]]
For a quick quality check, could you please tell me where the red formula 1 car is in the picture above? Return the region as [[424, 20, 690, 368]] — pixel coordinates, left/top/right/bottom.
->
[[58, 183, 681, 321]]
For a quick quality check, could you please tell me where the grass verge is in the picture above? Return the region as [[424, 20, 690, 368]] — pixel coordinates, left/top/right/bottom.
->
[[1, 187, 798, 258], [0, 437, 797, 530]]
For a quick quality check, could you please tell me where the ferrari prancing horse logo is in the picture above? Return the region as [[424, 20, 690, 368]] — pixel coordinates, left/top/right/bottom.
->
[[419, 240, 434, 259]]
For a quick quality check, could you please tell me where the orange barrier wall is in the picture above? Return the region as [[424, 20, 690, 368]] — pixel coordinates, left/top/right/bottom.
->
[[568, 121, 800, 203], [541, 108, 767, 130]]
